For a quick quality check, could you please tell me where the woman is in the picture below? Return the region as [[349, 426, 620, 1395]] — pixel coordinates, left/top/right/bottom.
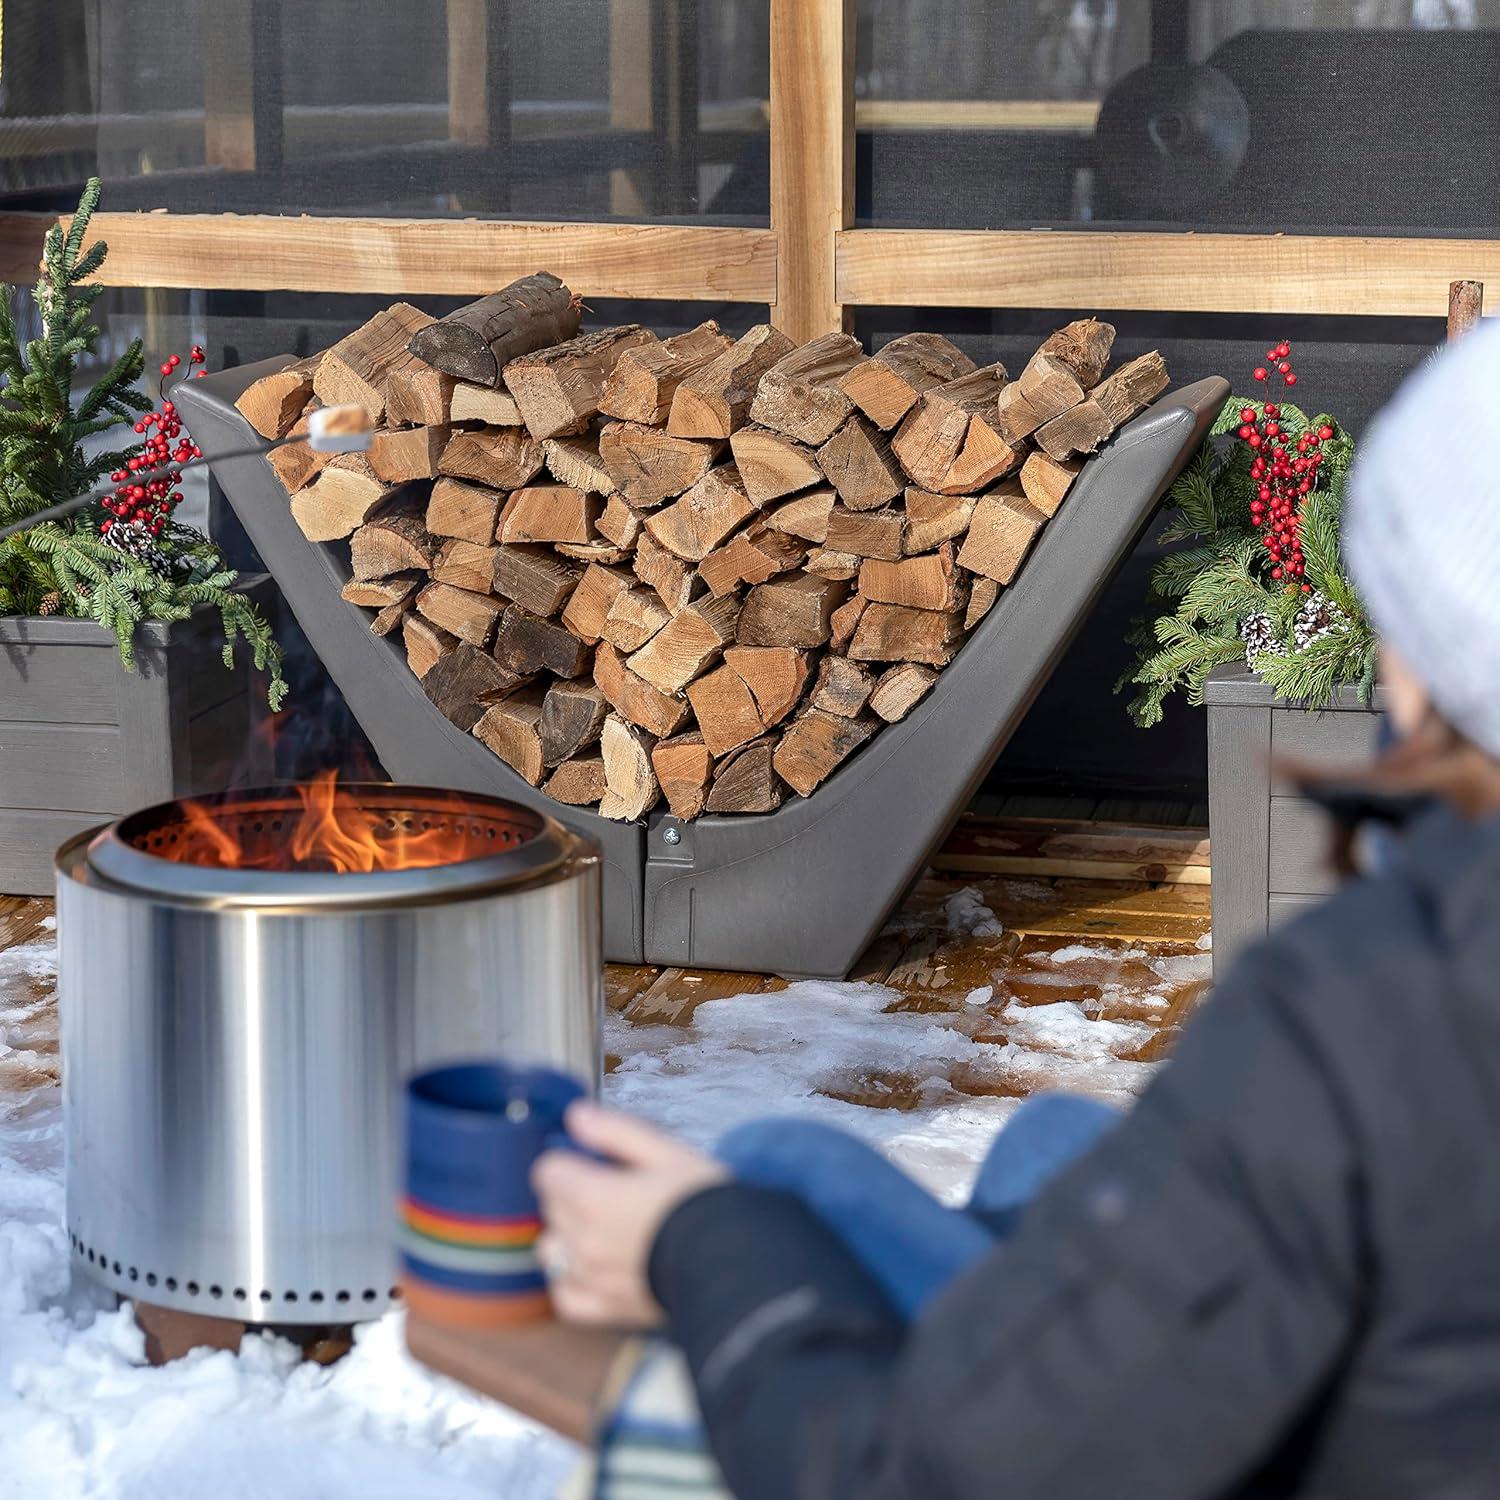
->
[[534, 324, 1500, 1499]]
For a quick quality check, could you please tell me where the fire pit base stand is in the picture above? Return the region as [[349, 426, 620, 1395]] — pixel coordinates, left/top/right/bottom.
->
[[179, 369, 1225, 976]]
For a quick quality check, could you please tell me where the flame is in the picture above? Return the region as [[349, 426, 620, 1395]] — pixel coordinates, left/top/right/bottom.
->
[[170, 773, 478, 873]]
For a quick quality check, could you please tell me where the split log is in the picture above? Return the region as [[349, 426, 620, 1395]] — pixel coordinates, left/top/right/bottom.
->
[[598, 421, 721, 507], [431, 538, 500, 593], [903, 488, 975, 553], [773, 707, 878, 797], [1018, 451, 1082, 517], [595, 641, 691, 738], [561, 562, 635, 643], [965, 576, 1000, 629], [804, 548, 861, 581], [384, 361, 455, 428], [633, 533, 697, 613], [426, 476, 502, 544], [540, 680, 608, 766], [494, 604, 592, 680], [891, 364, 1009, 494], [1034, 317, 1115, 388], [723, 645, 810, 728], [602, 586, 672, 653], [943, 408, 1024, 493], [314, 303, 434, 423], [473, 687, 549, 785], [598, 716, 660, 821], [705, 738, 783, 815], [957, 486, 1049, 585], [440, 427, 545, 490], [810, 655, 875, 718], [342, 573, 419, 609], [651, 732, 714, 820], [848, 602, 965, 666], [837, 332, 976, 430], [828, 593, 868, 652], [698, 524, 805, 597], [372, 597, 414, 636], [858, 543, 963, 611], [367, 424, 447, 484], [450, 382, 524, 425], [416, 580, 505, 647], [730, 425, 822, 506], [627, 594, 741, 695], [488, 549, 579, 621], [737, 572, 847, 647], [685, 662, 766, 757], [290, 454, 392, 541], [668, 323, 795, 440], [1034, 351, 1167, 460], [992, 352, 1084, 445], [597, 495, 646, 550], [825, 505, 904, 560], [869, 662, 937, 722], [408, 273, 582, 387], [645, 465, 757, 562], [267, 407, 330, 492], [235, 357, 317, 438], [748, 332, 866, 446], [403, 614, 455, 679], [816, 417, 906, 510], [600, 320, 734, 425], [504, 325, 656, 440], [497, 485, 601, 545], [545, 757, 608, 806], [765, 488, 835, 544], [350, 508, 435, 579], [422, 642, 528, 731], [555, 537, 630, 565], [543, 435, 616, 496]]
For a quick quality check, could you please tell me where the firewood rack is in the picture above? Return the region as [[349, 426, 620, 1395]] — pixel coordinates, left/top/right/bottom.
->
[[178, 366, 1225, 976]]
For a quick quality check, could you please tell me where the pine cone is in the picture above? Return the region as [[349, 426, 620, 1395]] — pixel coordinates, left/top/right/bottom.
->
[[1238, 610, 1284, 663], [102, 521, 176, 579], [37, 591, 61, 615], [1292, 591, 1349, 650]]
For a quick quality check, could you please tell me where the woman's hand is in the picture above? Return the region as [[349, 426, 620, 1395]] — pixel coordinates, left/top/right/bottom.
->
[[531, 1101, 728, 1328]]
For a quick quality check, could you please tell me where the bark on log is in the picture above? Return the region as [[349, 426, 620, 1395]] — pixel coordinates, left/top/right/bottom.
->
[[408, 273, 583, 388], [810, 655, 876, 718], [473, 686, 549, 785], [341, 573, 419, 609], [869, 662, 937, 722], [492, 545, 583, 618], [350, 508, 435, 579], [403, 614, 455, 679], [495, 604, 592, 680], [1034, 318, 1115, 388], [539, 680, 609, 767], [838, 332, 976, 430], [422, 641, 528, 730], [772, 707, 877, 797], [705, 737, 783, 814]]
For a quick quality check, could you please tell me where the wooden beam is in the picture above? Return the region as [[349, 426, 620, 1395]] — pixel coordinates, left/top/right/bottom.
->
[[445, 0, 511, 211], [608, 0, 654, 216], [24, 213, 776, 301], [837, 228, 1500, 318], [769, 0, 853, 341]]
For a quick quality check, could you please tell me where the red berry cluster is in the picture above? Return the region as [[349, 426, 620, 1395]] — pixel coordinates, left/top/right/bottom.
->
[[1236, 342, 1333, 594], [100, 344, 208, 537]]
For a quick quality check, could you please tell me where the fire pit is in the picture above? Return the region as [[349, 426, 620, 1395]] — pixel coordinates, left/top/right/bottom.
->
[[56, 781, 601, 1326]]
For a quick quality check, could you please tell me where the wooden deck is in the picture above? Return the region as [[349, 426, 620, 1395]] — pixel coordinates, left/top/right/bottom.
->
[[0, 811, 1212, 1117]]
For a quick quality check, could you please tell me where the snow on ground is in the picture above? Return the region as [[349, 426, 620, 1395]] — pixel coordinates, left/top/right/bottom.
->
[[0, 924, 1206, 1500]]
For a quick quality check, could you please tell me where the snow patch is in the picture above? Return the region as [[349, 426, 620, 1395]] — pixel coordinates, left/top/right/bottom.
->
[[943, 887, 1004, 938], [962, 986, 993, 1007]]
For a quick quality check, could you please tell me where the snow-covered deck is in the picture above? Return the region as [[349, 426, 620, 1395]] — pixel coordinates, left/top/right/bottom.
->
[[0, 814, 1210, 1497]]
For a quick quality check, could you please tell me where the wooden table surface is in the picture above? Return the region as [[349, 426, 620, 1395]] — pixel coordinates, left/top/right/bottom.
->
[[405, 1313, 629, 1444]]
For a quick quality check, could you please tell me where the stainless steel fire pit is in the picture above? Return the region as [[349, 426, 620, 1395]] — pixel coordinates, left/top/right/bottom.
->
[[56, 783, 601, 1326]]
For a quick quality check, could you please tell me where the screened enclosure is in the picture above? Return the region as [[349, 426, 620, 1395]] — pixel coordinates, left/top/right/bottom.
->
[[2, 0, 1494, 800]]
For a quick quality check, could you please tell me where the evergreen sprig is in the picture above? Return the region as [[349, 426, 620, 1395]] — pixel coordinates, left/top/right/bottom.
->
[[1118, 395, 1374, 727], [0, 178, 284, 706]]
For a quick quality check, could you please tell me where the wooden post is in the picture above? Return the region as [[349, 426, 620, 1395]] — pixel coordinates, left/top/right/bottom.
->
[[202, 0, 283, 173], [446, 0, 511, 212], [1448, 279, 1484, 342], [609, 0, 653, 216], [769, 0, 854, 341]]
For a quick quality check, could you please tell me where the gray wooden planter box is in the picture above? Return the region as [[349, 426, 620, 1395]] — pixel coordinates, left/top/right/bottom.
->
[[0, 576, 275, 894], [1206, 662, 1386, 979]]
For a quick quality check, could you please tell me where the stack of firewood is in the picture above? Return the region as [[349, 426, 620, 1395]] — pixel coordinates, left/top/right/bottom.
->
[[236, 273, 1168, 821]]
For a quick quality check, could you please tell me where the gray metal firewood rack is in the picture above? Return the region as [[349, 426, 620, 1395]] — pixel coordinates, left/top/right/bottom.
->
[[177, 364, 1225, 976]]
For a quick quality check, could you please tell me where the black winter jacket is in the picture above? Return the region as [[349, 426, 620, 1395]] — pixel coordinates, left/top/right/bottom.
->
[[649, 806, 1500, 1499]]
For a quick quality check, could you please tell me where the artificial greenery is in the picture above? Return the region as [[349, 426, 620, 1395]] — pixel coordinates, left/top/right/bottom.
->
[[1119, 389, 1373, 727], [0, 178, 285, 706]]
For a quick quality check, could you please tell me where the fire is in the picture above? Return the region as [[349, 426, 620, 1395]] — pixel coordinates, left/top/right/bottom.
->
[[171, 773, 479, 873]]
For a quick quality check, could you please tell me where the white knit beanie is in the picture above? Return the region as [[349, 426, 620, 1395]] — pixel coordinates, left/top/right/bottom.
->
[[1343, 317, 1500, 757]]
